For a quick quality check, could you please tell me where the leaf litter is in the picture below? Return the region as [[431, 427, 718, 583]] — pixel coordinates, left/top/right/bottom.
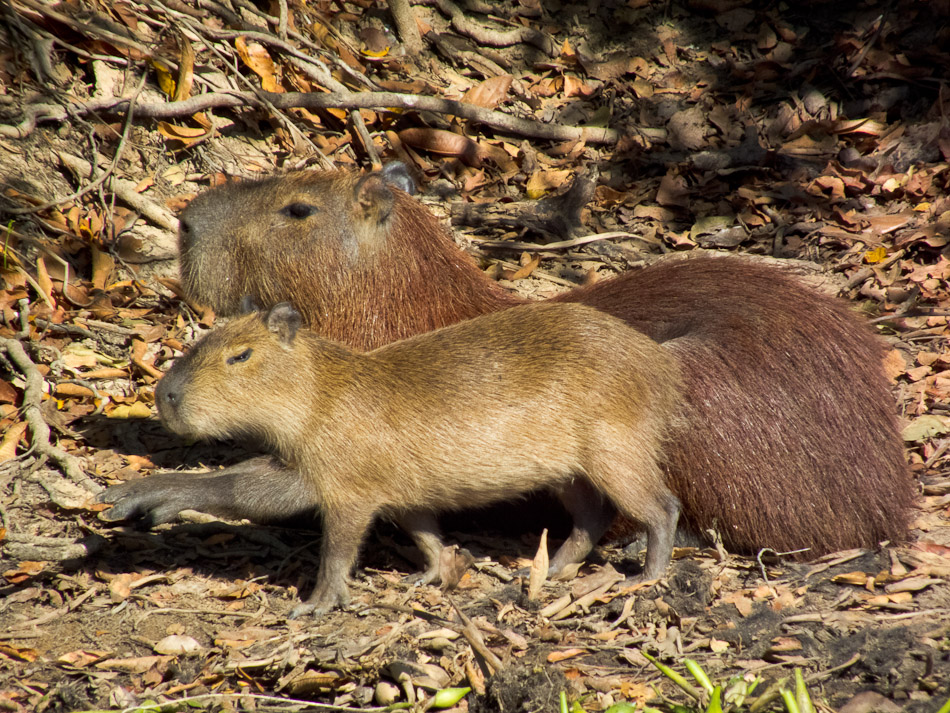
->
[[1, 0, 950, 711]]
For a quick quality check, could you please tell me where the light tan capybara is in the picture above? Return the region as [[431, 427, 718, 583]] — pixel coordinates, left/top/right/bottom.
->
[[153, 301, 683, 616], [101, 163, 916, 558]]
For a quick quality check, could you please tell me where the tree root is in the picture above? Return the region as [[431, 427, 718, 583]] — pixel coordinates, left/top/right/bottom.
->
[[420, 0, 555, 55], [1, 90, 619, 145], [0, 337, 99, 493]]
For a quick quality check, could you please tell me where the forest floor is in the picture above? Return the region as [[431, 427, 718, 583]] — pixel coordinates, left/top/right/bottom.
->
[[1, 0, 950, 711]]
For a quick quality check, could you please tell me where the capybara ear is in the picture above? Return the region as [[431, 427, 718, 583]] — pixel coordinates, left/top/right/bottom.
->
[[355, 173, 395, 223], [381, 162, 416, 196], [266, 303, 302, 345], [240, 295, 262, 314]]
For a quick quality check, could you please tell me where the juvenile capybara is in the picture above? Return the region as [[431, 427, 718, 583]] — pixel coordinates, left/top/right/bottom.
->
[[154, 301, 683, 616], [101, 164, 916, 558]]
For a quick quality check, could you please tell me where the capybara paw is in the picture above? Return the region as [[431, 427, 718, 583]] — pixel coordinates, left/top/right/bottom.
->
[[290, 585, 349, 619], [95, 482, 183, 526]]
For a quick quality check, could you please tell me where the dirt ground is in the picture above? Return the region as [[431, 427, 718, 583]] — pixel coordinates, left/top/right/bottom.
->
[[1, 0, 950, 711]]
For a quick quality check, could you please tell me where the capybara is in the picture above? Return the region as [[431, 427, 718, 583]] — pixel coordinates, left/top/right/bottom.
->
[[101, 164, 916, 558], [153, 301, 683, 616]]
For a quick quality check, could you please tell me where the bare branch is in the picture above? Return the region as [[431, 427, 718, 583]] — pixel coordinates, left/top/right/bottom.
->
[[2, 91, 619, 145]]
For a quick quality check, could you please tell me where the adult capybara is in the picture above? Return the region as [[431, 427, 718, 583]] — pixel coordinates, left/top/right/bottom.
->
[[153, 302, 683, 616], [101, 164, 916, 558]]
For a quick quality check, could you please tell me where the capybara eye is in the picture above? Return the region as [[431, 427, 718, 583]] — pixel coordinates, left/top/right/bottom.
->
[[227, 348, 253, 365], [280, 203, 318, 219]]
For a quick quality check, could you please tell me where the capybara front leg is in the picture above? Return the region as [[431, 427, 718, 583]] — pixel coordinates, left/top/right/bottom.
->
[[290, 505, 374, 618]]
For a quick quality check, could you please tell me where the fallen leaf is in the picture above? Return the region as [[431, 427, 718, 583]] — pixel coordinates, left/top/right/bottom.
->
[[547, 648, 586, 663], [527, 528, 548, 602], [234, 37, 281, 92], [95, 655, 172, 673], [0, 421, 28, 463], [508, 253, 541, 281], [832, 571, 873, 586], [108, 402, 153, 419], [526, 170, 573, 199], [462, 75, 513, 109], [398, 128, 482, 165], [902, 415, 950, 442], [3, 561, 48, 584], [154, 635, 201, 655], [157, 121, 213, 149], [57, 649, 111, 668]]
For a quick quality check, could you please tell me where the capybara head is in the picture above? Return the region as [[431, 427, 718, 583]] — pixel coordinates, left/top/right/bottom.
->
[[156, 303, 309, 442], [178, 164, 410, 315], [177, 163, 514, 349]]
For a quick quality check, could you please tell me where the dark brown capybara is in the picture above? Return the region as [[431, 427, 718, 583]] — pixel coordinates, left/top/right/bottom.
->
[[153, 301, 683, 616], [100, 164, 916, 558]]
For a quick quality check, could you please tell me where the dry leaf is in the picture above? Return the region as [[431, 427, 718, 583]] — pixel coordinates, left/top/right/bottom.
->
[[154, 635, 201, 655], [656, 173, 690, 208], [91, 245, 114, 290], [95, 655, 172, 673], [438, 544, 475, 589], [526, 170, 572, 199], [508, 253, 541, 281], [57, 649, 111, 668], [398, 128, 483, 165], [3, 561, 48, 584], [0, 422, 28, 463], [527, 528, 548, 602], [234, 37, 281, 92], [462, 75, 513, 109], [157, 122, 213, 149], [108, 402, 153, 419], [832, 571, 872, 586], [0, 644, 39, 662], [173, 33, 195, 102], [35, 256, 56, 308], [547, 648, 585, 663], [151, 60, 176, 98]]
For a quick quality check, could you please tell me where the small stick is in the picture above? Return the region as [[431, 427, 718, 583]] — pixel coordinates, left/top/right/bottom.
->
[[449, 596, 504, 675]]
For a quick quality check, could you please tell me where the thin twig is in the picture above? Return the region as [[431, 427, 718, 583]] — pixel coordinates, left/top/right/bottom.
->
[[75, 691, 390, 713], [448, 596, 504, 675], [477, 231, 659, 252]]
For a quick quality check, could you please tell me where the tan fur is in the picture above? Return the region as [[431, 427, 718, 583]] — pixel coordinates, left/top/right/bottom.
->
[[156, 302, 683, 616], [165, 165, 916, 558]]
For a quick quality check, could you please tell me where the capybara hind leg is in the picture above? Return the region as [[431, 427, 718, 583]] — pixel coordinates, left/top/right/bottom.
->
[[549, 479, 618, 578], [290, 505, 375, 618], [395, 510, 445, 585], [637, 492, 681, 581]]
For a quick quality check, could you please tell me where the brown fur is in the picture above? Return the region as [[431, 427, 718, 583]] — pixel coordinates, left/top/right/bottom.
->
[[155, 166, 917, 557], [156, 302, 683, 616]]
